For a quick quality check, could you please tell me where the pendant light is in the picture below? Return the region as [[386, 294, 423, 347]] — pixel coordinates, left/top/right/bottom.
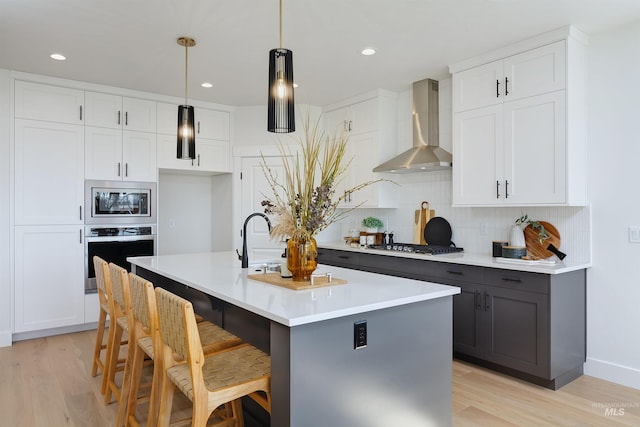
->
[[177, 37, 196, 159], [267, 0, 295, 133]]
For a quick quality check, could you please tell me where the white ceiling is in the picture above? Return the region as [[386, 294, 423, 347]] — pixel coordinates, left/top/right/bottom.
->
[[1, 0, 640, 107]]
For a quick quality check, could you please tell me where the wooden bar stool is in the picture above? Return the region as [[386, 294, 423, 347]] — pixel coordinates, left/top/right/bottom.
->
[[155, 287, 271, 427], [104, 263, 132, 404], [119, 274, 243, 427], [90, 256, 111, 378]]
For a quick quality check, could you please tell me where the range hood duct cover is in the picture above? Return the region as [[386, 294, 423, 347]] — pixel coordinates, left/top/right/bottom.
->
[[373, 78, 452, 173]]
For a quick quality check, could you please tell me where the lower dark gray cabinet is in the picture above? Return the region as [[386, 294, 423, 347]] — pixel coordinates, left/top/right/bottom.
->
[[318, 247, 586, 389]]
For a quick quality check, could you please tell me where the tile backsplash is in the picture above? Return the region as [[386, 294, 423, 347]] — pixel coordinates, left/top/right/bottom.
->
[[319, 170, 591, 264]]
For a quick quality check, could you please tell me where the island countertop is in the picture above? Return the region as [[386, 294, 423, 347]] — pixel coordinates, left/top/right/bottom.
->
[[128, 251, 460, 327]]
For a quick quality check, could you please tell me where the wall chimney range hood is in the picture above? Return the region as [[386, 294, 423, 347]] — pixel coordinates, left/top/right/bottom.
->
[[373, 78, 452, 173]]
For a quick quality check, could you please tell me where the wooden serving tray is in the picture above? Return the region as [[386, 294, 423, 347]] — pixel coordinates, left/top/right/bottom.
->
[[248, 273, 347, 291], [524, 221, 561, 259]]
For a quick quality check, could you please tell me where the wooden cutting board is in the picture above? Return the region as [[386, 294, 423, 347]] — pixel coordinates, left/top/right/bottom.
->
[[524, 221, 561, 259], [248, 273, 347, 290]]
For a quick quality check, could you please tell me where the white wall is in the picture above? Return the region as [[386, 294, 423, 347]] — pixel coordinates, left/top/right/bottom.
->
[[0, 69, 11, 346], [157, 173, 216, 255], [583, 20, 640, 389]]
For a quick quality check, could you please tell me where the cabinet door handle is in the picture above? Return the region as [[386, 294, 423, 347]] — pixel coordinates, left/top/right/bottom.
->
[[348, 120, 353, 132], [125, 163, 128, 177], [446, 270, 463, 276], [501, 276, 522, 283], [118, 110, 121, 125], [505, 77, 509, 96], [496, 180, 500, 199], [197, 154, 200, 166], [475, 290, 482, 310], [484, 291, 490, 311], [197, 121, 201, 134], [117, 162, 121, 176], [79, 206, 82, 221], [496, 79, 500, 97], [125, 112, 128, 126], [79, 229, 83, 244], [505, 180, 509, 198], [80, 105, 83, 121]]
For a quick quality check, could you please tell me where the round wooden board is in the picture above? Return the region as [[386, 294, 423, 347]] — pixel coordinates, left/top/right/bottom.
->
[[524, 221, 560, 259]]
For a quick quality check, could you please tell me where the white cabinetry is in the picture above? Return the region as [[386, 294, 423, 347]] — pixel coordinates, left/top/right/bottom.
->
[[85, 92, 156, 131], [323, 92, 397, 208], [14, 80, 84, 124], [13, 82, 86, 333], [85, 92, 157, 181], [14, 119, 84, 225], [450, 28, 587, 206], [14, 225, 84, 332], [156, 102, 231, 173]]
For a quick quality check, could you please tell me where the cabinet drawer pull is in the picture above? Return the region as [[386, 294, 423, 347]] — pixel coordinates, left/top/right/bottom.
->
[[117, 162, 121, 176], [197, 121, 201, 134], [125, 111, 128, 126], [505, 180, 509, 198], [80, 105, 83, 121], [337, 255, 350, 260], [118, 110, 121, 125], [79, 206, 82, 221], [501, 276, 522, 283], [79, 229, 82, 243], [496, 180, 500, 198], [446, 270, 463, 275], [505, 77, 509, 96], [496, 79, 500, 97], [197, 154, 200, 167]]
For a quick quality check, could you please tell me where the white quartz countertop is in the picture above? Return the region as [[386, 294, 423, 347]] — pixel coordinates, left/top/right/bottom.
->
[[318, 242, 591, 274], [128, 252, 460, 327]]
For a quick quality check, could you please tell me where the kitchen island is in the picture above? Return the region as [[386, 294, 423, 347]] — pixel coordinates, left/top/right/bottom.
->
[[129, 252, 460, 427]]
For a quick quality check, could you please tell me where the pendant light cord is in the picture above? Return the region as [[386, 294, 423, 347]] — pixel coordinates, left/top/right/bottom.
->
[[279, 0, 283, 49], [184, 44, 189, 105]]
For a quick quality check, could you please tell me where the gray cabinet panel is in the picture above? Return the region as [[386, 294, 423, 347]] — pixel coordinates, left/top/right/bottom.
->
[[453, 281, 484, 358], [484, 287, 549, 377]]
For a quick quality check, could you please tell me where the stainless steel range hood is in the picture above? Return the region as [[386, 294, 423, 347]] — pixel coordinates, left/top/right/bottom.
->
[[373, 78, 452, 173]]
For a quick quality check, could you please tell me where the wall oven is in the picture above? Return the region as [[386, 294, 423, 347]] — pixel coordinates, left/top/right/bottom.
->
[[84, 180, 157, 293]]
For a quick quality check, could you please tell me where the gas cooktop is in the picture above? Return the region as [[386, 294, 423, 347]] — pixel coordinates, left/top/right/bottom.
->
[[368, 243, 463, 255]]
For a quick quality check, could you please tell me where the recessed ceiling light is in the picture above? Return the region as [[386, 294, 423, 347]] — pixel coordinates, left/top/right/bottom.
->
[[50, 53, 66, 61], [361, 48, 376, 56], [201, 82, 213, 88]]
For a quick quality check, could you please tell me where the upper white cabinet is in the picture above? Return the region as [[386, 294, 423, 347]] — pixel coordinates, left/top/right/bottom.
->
[[156, 102, 231, 174], [453, 41, 566, 113], [323, 92, 397, 208], [14, 119, 85, 225], [324, 98, 378, 137], [450, 27, 587, 206], [85, 92, 157, 181], [85, 92, 156, 132], [14, 80, 84, 124], [85, 127, 157, 182]]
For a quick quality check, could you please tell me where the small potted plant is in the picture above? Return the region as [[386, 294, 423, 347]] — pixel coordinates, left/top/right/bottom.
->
[[362, 217, 384, 234]]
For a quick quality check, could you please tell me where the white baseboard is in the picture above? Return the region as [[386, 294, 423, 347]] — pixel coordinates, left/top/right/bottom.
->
[[585, 357, 640, 390], [0, 330, 11, 347]]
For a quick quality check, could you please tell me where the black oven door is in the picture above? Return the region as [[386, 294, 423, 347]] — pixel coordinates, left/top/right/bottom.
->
[[85, 237, 155, 293]]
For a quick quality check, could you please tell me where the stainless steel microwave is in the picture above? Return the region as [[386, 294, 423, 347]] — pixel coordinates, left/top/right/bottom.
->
[[85, 180, 157, 225]]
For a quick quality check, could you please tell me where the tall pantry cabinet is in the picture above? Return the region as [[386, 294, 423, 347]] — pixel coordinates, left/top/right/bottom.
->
[[13, 81, 85, 332]]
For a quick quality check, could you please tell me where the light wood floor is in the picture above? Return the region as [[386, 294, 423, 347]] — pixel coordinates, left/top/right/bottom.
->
[[1, 330, 639, 426]]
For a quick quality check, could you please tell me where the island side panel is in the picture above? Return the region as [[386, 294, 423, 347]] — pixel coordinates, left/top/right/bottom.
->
[[271, 297, 453, 427]]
